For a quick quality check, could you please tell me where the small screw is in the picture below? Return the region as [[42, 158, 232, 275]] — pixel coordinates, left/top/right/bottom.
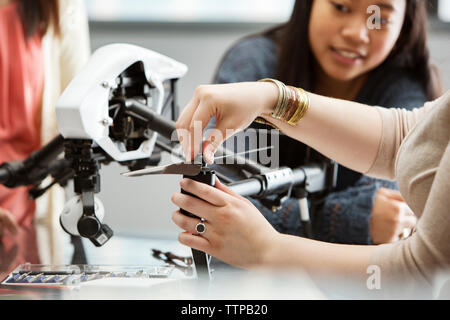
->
[[101, 118, 112, 126], [101, 81, 109, 88]]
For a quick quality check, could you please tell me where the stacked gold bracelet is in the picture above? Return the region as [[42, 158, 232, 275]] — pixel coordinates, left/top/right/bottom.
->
[[255, 78, 310, 128]]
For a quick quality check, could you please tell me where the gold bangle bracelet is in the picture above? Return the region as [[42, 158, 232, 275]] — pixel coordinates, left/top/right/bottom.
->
[[288, 87, 310, 125], [254, 116, 280, 130], [281, 86, 294, 121], [256, 78, 310, 127], [283, 86, 299, 122], [258, 78, 285, 119]]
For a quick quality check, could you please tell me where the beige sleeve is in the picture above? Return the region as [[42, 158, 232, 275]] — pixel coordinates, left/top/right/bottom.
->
[[366, 100, 437, 180], [369, 143, 450, 297]]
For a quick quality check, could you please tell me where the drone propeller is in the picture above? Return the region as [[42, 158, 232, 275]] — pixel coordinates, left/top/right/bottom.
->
[[121, 145, 273, 178], [121, 162, 202, 177]]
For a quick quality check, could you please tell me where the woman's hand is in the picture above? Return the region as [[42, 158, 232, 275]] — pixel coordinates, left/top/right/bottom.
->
[[0, 207, 19, 238], [170, 178, 280, 269], [175, 82, 278, 163], [370, 188, 417, 244]]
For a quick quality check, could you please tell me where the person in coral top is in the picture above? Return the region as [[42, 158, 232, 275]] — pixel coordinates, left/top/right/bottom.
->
[[0, 0, 90, 270]]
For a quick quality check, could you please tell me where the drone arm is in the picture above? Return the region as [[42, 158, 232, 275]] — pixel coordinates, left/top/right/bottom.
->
[[0, 135, 65, 188]]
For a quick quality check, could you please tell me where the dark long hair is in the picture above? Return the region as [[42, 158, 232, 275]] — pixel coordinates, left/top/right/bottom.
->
[[16, 0, 60, 39], [264, 0, 442, 100]]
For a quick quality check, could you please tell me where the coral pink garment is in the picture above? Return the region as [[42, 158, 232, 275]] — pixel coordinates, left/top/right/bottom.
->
[[0, 2, 44, 227]]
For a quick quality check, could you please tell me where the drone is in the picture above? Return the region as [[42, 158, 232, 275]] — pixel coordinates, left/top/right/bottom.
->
[[0, 44, 337, 281]]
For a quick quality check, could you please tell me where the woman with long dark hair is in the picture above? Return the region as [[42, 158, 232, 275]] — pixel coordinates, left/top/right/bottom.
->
[[212, 0, 442, 246], [0, 0, 90, 266]]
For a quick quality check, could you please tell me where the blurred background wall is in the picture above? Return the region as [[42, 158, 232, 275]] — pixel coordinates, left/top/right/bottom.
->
[[83, 1, 450, 239]]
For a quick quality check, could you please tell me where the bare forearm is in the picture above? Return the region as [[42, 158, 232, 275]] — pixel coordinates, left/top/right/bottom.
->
[[262, 92, 383, 174]]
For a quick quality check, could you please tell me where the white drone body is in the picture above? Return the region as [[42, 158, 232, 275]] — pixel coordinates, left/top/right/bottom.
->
[[56, 43, 187, 162], [56, 44, 187, 238]]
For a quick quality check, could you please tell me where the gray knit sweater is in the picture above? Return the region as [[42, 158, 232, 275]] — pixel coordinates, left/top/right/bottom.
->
[[213, 36, 427, 244]]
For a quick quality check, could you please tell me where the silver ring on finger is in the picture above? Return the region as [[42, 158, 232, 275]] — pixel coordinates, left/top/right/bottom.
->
[[195, 218, 206, 235]]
